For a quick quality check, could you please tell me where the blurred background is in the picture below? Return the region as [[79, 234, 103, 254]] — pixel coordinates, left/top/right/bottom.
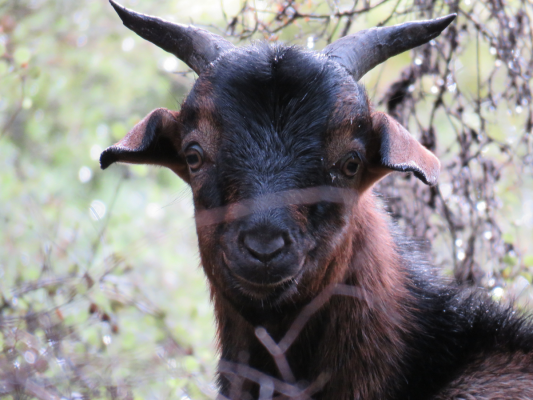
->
[[0, 0, 532, 399]]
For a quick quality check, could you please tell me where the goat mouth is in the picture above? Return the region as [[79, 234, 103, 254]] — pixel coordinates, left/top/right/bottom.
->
[[221, 252, 306, 299]]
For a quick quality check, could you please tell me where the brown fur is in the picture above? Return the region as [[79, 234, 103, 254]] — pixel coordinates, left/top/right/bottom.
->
[[180, 80, 221, 194], [100, 36, 533, 399], [207, 191, 416, 399], [434, 353, 533, 400]]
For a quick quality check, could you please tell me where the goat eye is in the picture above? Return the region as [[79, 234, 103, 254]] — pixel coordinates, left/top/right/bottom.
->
[[185, 144, 204, 171], [340, 153, 360, 177]]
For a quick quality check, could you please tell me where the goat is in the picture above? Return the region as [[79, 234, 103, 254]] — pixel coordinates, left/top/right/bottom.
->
[[100, 2, 533, 399]]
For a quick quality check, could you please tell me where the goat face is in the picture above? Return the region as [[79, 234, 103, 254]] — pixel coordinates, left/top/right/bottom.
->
[[182, 46, 370, 305], [100, 1, 454, 307]]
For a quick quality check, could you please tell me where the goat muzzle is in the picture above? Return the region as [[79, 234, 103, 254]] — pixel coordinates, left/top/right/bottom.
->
[[220, 215, 306, 290]]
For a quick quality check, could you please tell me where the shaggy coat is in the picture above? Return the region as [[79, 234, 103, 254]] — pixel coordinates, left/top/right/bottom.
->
[[101, 4, 533, 399]]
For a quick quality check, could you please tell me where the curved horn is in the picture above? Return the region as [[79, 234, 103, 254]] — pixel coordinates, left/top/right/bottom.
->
[[322, 14, 456, 81], [109, 0, 235, 75]]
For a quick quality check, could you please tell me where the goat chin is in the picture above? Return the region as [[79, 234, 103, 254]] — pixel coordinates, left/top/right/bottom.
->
[[221, 252, 307, 302]]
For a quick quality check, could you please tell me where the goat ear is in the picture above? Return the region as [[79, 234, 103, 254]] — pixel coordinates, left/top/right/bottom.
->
[[100, 108, 189, 182], [370, 112, 440, 186]]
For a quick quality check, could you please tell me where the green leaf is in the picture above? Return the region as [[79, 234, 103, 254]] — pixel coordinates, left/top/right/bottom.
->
[[0, 60, 8, 76], [502, 233, 515, 244], [502, 266, 512, 278], [22, 97, 33, 109], [182, 355, 200, 373], [111, 122, 126, 141], [524, 255, 533, 268], [503, 255, 517, 266], [14, 47, 31, 64]]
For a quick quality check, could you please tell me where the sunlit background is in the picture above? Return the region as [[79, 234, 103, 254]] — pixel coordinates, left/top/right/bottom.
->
[[1, 0, 532, 398]]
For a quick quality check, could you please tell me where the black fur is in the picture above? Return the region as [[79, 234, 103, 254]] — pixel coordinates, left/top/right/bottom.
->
[[187, 45, 533, 399], [394, 233, 533, 399], [204, 45, 346, 202], [104, 41, 533, 399]]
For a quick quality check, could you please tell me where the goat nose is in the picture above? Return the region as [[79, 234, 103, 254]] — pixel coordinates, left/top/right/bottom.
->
[[242, 230, 287, 263]]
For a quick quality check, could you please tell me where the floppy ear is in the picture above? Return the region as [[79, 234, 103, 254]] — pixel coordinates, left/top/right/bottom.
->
[[100, 108, 189, 183], [369, 112, 440, 186]]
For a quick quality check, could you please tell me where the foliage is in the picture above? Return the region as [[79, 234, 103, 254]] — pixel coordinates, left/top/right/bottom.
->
[[0, 0, 532, 399]]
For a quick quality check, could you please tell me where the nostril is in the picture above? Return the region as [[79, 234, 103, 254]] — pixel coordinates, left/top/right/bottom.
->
[[242, 231, 287, 263]]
